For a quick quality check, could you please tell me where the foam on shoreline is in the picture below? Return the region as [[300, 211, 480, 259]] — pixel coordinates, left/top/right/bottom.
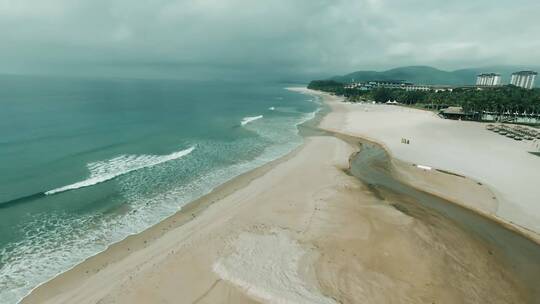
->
[[4, 90, 322, 304], [20, 87, 540, 304]]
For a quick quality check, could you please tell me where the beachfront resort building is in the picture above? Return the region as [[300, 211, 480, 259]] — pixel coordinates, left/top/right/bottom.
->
[[345, 80, 410, 90], [405, 85, 430, 91], [367, 80, 410, 89], [476, 73, 501, 86], [346, 80, 454, 92], [510, 71, 537, 89]]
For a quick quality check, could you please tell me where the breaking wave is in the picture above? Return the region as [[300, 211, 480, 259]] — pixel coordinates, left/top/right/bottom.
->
[[45, 146, 195, 195], [241, 115, 263, 126]]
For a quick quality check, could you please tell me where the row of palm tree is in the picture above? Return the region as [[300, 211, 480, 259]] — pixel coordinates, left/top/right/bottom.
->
[[307, 81, 540, 122]]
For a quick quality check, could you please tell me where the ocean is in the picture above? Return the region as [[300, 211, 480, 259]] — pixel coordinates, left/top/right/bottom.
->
[[0, 75, 319, 303]]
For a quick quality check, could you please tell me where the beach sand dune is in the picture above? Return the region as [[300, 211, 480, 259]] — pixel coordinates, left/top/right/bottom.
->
[[23, 91, 536, 304]]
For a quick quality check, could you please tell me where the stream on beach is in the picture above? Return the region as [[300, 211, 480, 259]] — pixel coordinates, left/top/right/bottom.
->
[[348, 140, 540, 302]]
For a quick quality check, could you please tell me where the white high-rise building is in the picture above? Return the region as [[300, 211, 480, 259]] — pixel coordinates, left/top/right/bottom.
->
[[476, 73, 501, 86], [510, 71, 537, 89]]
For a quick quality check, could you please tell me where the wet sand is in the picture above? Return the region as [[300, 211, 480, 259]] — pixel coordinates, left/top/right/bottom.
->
[[349, 141, 540, 300], [310, 89, 540, 236], [23, 88, 540, 304]]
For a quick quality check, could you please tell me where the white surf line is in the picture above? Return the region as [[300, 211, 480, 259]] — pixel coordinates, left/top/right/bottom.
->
[[45, 146, 195, 195], [241, 115, 263, 126]]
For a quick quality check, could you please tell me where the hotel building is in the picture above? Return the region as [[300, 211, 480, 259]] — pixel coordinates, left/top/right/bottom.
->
[[510, 71, 537, 89], [476, 73, 501, 86]]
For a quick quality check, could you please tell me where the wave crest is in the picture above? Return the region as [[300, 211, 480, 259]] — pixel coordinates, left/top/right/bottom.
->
[[241, 115, 263, 126], [45, 146, 195, 195]]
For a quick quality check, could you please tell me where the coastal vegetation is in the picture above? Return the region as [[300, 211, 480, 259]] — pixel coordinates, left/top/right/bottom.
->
[[331, 65, 540, 86], [308, 80, 540, 114]]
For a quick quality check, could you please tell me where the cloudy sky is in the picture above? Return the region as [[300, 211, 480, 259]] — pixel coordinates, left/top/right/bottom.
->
[[0, 0, 539, 78]]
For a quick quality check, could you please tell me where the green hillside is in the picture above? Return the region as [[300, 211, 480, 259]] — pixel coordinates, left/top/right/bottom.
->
[[331, 65, 540, 86]]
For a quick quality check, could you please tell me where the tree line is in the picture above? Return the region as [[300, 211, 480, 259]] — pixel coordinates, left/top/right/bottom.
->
[[307, 80, 540, 114]]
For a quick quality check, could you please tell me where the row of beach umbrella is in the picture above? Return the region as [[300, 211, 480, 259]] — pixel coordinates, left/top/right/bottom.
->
[[486, 124, 540, 141]]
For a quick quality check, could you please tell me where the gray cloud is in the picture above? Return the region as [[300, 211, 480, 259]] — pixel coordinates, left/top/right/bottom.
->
[[0, 0, 539, 78]]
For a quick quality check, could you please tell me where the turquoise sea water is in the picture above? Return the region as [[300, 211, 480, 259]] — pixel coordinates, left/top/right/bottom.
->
[[0, 75, 318, 303]]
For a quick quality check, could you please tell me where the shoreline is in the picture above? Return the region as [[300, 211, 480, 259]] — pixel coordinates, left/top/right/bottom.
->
[[325, 123, 540, 245], [22, 87, 539, 303], [305, 88, 540, 243], [20, 88, 324, 303], [21, 143, 306, 300]]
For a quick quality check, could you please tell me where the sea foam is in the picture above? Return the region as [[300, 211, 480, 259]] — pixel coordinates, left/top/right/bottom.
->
[[45, 146, 195, 195], [241, 115, 263, 126], [0, 87, 322, 304]]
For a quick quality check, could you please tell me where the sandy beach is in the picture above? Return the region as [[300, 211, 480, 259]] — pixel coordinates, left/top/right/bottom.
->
[[314, 91, 540, 237], [22, 88, 539, 304]]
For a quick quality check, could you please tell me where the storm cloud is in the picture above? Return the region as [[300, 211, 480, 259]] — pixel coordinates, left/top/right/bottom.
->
[[0, 0, 539, 78]]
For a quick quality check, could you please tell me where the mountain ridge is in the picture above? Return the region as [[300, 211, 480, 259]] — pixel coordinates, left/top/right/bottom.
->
[[330, 65, 540, 86]]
